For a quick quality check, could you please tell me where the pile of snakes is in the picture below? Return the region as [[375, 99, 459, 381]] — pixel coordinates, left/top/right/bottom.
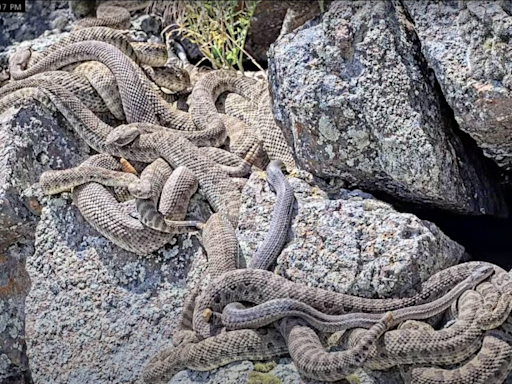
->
[[2, 2, 512, 383]]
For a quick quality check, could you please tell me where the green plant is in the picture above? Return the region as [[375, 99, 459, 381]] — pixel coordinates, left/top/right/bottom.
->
[[163, 0, 263, 73]]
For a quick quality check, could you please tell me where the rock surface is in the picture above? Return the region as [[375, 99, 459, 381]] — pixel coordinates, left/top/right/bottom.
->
[[0, 1, 71, 51], [404, 1, 512, 171], [238, 172, 466, 300], [0, 103, 88, 383], [26, 192, 207, 384], [268, 0, 508, 217]]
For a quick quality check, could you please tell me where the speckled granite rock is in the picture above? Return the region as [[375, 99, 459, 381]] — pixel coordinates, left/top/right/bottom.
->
[[0, 1, 71, 51], [26, 191, 208, 383], [268, 0, 507, 217], [403, 1, 512, 171], [246, 0, 325, 62], [239, 172, 466, 299], [0, 103, 88, 383]]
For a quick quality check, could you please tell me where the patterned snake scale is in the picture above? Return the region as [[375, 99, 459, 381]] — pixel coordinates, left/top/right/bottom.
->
[[8, 42, 270, 157], [12, 26, 190, 96], [247, 160, 295, 270], [129, 158, 201, 233], [73, 1, 151, 30], [70, 154, 196, 255], [191, 263, 507, 340]]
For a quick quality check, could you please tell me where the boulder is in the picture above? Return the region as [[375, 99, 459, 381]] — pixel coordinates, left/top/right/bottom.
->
[[238, 172, 466, 300], [403, 1, 512, 171], [0, 103, 87, 383], [268, 0, 508, 217], [25, 191, 207, 383]]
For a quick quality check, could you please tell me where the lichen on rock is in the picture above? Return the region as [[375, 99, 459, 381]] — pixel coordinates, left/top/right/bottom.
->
[[404, 1, 512, 171], [268, 0, 508, 217]]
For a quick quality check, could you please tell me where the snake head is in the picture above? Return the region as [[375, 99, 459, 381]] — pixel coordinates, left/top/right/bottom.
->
[[266, 160, 286, 192], [105, 126, 141, 146], [9, 47, 32, 72], [128, 179, 152, 199], [150, 66, 190, 92], [0, 68, 9, 83]]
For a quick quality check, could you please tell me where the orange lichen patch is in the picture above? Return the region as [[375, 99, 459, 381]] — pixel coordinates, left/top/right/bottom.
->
[[471, 82, 493, 94], [293, 121, 305, 135], [120, 158, 137, 174], [0, 267, 30, 298], [0, 276, 23, 298]]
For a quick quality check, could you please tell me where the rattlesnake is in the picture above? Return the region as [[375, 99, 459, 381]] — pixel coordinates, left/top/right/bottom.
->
[[11, 26, 190, 94], [129, 158, 200, 233], [9, 42, 269, 161], [170, 160, 293, 348], [247, 160, 295, 270], [410, 331, 512, 384], [220, 266, 493, 333], [73, 0, 150, 30], [343, 289, 512, 383], [190, 70, 296, 170], [9, 41, 180, 126], [191, 262, 507, 340], [0, 71, 114, 116], [141, 263, 501, 383], [140, 157, 509, 383], [68, 154, 197, 255], [40, 155, 203, 252], [2, 81, 243, 229]]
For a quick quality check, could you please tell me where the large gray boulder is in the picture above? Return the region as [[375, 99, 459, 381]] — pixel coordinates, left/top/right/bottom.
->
[[238, 172, 466, 301], [268, 0, 507, 217], [403, 1, 512, 171], [0, 103, 87, 383]]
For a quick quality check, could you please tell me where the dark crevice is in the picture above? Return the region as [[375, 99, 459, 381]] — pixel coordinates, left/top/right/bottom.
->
[[373, 1, 512, 270], [367, 187, 512, 271]]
